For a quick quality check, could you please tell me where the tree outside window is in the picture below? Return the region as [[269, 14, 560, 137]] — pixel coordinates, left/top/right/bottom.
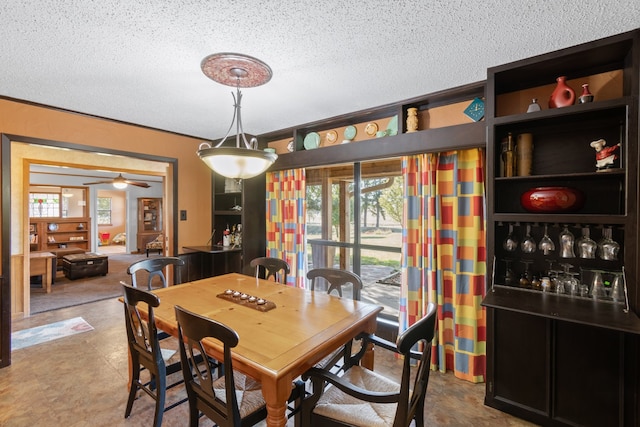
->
[[97, 197, 112, 225]]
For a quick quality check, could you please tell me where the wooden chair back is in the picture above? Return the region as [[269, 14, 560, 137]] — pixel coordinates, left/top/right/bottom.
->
[[127, 256, 184, 290]]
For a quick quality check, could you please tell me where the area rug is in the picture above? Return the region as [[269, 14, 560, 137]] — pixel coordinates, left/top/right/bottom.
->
[[11, 317, 94, 350]]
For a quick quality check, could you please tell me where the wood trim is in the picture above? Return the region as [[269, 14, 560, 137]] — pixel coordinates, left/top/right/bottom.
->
[[1, 134, 11, 367]]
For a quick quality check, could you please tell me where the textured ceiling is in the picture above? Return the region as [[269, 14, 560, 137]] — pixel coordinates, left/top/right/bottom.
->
[[1, 1, 639, 142]]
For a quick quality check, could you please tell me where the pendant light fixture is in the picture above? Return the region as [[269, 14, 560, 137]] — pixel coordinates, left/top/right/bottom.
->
[[197, 53, 277, 179]]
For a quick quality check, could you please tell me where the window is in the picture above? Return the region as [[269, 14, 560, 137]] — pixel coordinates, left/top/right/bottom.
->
[[97, 197, 112, 225], [29, 186, 87, 218], [29, 192, 60, 217], [306, 159, 402, 320]]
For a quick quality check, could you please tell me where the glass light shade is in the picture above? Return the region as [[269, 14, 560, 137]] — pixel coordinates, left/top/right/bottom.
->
[[198, 147, 277, 179], [112, 181, 128, 189]]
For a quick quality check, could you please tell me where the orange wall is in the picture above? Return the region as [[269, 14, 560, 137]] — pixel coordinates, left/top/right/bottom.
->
[[1, 98, 214, 317], [0, 98, 213, 252]]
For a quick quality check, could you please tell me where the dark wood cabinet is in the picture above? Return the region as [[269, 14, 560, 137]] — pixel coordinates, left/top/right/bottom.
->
[[136, 198, 162, 253], [211, 174, 266, 275], [483, 30, 640, 426]]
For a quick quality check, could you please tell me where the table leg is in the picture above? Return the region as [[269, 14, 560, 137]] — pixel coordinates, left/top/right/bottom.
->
[[43, 258, 52, 293], [261, 375, 292, 427], [361, 341, 375, 370], [360, 316, 378, 370]]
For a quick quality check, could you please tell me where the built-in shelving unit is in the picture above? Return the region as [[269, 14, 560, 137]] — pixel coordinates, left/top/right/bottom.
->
[[30, 217, 91, 252], [483, 29, 640, 427], [136, 198, 162, 253], [211, 174, 265, 275]]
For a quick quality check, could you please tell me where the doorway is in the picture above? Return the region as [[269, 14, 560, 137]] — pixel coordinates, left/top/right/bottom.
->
[[27, 165, 166, 314], [10, 139, 174, 319]]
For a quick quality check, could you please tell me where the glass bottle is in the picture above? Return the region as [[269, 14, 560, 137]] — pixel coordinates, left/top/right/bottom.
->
[[501, 133, 516, 177]]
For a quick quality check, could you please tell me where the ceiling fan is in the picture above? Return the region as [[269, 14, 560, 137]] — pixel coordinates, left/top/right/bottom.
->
[[83, 173, 150, 189]]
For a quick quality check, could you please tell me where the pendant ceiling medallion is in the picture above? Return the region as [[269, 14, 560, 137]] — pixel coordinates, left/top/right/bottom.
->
[[200, 53, 272, 88]]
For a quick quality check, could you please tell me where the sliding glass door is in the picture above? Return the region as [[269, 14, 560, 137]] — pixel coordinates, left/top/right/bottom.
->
[[306, 159, 402, 320]]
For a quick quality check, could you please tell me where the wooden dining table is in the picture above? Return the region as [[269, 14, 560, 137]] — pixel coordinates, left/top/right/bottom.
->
[[138, 272, 383, 427]]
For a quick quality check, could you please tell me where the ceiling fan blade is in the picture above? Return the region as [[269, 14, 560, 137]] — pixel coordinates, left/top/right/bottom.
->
[[82, 180, 113, 185], [125, 180, 151, 188]]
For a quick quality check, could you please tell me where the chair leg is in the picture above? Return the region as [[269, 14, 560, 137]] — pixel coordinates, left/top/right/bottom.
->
[[188, 398, 200, 427], [153, 368, 167, 427], [124, 362, 141, 418]]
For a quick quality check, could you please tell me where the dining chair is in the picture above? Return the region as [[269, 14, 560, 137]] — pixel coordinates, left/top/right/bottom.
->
[[127, 256, 184, 290], [300, 302, 438, 427], [174, 305, 304, 427], [249, 256, 290, 284], [307, 268, 364, 371], [122, 284, 186, 427], [307, 267, 363, 300]]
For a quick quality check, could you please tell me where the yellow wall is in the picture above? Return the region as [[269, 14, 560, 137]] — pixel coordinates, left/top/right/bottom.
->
[[97, 189, 127, 244], [0, 98, 213, 317]]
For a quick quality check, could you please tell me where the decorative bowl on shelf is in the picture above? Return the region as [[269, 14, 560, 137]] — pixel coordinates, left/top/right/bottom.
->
[[520, 186, 585, 213]]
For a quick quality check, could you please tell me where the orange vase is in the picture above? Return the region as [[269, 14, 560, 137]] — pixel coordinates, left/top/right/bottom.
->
[[549, 76, 575, 108], [549, 76, 576, 108]]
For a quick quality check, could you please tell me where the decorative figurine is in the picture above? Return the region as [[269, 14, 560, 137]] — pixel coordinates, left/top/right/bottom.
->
[[590, 138, 621, 171], [526, 98, 541, 113], [406, 108, 419, 132]]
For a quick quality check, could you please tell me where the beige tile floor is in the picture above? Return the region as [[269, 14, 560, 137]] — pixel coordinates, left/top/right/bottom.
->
[[1, 298, 536, 426]]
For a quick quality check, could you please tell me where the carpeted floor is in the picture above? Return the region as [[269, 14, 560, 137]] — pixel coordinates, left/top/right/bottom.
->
[[30, 253, 147, 314]]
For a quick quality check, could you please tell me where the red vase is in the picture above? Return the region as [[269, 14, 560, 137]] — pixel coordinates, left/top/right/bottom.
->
[[578, 83, 594, 103], [549, 76, 575, 108]]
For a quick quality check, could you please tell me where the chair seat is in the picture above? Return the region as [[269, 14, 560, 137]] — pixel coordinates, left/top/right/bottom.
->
[[212, 371, 266, 419], [313, 366, 400, 427]]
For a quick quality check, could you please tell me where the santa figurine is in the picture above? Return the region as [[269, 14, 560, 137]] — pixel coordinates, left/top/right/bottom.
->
[[590, 138, 621, 171]]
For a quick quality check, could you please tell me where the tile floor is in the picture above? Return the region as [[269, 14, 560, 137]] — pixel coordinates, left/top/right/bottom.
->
[[1, 298, 536, 426]]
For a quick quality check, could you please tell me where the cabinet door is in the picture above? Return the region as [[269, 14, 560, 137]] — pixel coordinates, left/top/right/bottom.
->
[[489, 309, 549, 414], [554, 322, 622, 426]]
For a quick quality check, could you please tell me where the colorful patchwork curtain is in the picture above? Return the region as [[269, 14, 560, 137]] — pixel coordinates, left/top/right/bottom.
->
[[400, 148, 486, 383], [265, 168, 307, 288]]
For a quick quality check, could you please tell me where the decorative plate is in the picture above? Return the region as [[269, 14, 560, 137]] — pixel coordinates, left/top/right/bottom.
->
[[48, 223, 59, 232], [344, 125, 357, 141], [326, 130, 338, 144], [386, 115, 398, 136], [303, 132, 321, 150], [287, 140, 294, 152], [364, 122, 378, 137]]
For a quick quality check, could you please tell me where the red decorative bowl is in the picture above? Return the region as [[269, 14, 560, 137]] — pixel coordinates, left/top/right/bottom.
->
[[520, 187, 585, 213]]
